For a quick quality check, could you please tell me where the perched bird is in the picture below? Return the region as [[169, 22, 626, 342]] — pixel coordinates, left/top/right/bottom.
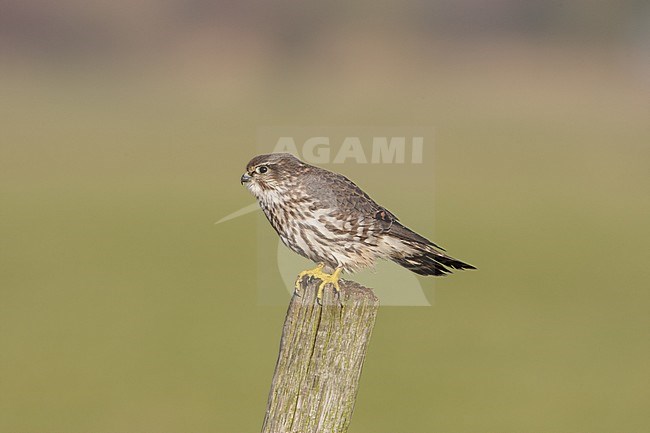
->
[[241, 153, 475, 301]]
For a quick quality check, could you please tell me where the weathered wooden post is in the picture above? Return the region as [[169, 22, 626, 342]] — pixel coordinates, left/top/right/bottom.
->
[[261, 276, 380, 433]]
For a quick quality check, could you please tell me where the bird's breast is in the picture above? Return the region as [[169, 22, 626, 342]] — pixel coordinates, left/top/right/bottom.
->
[[256, 193, 382, 271]]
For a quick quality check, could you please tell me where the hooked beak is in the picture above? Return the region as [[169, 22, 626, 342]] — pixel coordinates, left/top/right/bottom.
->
[[240, 173, 252, 184]]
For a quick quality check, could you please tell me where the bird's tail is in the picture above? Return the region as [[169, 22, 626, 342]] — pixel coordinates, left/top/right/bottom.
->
[[387, 223, 476, 276]]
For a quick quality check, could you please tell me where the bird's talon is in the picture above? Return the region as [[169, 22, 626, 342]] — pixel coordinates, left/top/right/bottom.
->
[[316, 281, 327, 304], [294, 264, 343, 305], [314, 267, 342, 305]]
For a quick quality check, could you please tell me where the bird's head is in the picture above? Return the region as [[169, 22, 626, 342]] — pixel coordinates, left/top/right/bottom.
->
[[241, 153, 305, 200]]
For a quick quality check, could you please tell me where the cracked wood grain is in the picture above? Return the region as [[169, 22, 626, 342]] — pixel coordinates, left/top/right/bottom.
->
[[261, 277, 380, 433]]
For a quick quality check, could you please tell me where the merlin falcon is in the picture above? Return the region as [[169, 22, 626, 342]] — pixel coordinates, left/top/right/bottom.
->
[[241, 153, 475, 301]]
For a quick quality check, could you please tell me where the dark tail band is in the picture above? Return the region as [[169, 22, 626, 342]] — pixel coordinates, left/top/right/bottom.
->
[[392, 245, 476, 276]]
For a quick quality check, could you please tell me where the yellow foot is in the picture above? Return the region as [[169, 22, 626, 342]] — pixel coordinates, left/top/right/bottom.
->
[[294, 264, 342, 304], [294, 263, 325, 296]]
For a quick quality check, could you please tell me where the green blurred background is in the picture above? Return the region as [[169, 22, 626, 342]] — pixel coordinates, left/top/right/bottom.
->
[[1, 1, 649, 432]]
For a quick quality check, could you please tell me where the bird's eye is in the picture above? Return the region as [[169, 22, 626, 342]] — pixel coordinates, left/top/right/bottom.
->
[[256, 166, 269, 174]]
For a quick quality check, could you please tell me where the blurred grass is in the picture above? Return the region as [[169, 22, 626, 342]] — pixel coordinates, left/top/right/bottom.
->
[[1, 38, 650, 433]]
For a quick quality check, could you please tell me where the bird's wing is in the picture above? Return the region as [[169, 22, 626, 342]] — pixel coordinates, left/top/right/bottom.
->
[[384, 220, 446, 251], [306, 168, 395, 220], [306, 168, 447, 250]]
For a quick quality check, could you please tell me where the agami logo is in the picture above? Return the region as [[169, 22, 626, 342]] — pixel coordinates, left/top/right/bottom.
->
[[273, 136, 424, 164]]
